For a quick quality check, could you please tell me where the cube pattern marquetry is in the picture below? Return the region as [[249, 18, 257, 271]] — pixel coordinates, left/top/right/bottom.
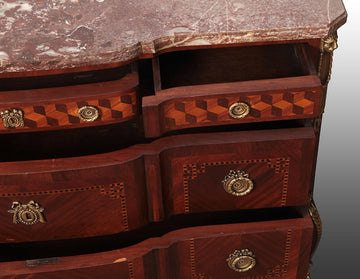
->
[[0, 92, 137, 131], [162, 90, 318, 131]]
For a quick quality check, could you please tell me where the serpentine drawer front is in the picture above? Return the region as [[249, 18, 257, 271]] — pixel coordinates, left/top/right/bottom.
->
[[0, 127, 314, 243], [0, 216, 313, 279], [0, 74, 138, 133], [160, 127, 316, 216], [0, 154, 148, 243]]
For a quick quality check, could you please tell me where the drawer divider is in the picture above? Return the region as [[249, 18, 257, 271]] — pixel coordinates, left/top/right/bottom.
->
[[144, 154, 165, 222]]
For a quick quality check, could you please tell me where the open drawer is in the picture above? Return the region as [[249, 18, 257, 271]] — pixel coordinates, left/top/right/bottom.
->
[[143, 43, 321, 137], [0, 212, 314, 279]]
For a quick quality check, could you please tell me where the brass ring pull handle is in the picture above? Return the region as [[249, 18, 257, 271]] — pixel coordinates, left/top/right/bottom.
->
[[8, 201, 46, 225], [222, 170, 254, 196], [227, 249, 256, 272], [229, 102, 250, 119], [78, 105, 99, 122], [0, 109, 24, 128]]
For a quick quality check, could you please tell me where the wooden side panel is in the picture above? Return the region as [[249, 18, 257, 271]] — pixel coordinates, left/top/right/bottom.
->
[[0, 217, 313, 279], [0, 158, 148, 243], [160, 128, 316, 216], [0, 74, 138, 133], [143, 76, 321, 137]]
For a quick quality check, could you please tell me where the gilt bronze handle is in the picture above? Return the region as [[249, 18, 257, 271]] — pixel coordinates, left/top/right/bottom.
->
[[1, 108, 24, 128], [78, 105, 99, 121], [227, 249, 256, 272], [222, 170, 254, 196], [229, 102, 250, 119]]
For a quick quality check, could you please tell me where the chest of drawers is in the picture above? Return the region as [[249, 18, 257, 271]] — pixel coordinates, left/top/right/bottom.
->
[[0, 1, 346, 278]]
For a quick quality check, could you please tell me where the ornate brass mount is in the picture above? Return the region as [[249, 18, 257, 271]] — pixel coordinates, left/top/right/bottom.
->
[[318, 33, 338, 112], [78, 105, 99, 121], [222, 170, 254, 196], [309, 198, 322, 256], [311, 116, 322, 134], [318, 34, 338, 86], [0, 108, 24, 128], [8, 201, 46, 225], [227, 249, 256, 272], [322, 36, 338, 53], [229, 102, 250, 119]]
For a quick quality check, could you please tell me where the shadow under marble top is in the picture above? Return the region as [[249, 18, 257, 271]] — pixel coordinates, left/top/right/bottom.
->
[[0, 0, 347, 74]]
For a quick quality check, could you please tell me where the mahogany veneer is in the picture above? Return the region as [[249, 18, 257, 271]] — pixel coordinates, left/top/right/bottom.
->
[[0, 127, 314, 243], [0, 216, 313, 279]]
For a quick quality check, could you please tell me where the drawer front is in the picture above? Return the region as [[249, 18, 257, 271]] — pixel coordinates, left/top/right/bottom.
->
[[143, 76, 321, 137], [0, 127, 315, 243], [0, 217, 313, 279], [161, 127, 316, 216], [178, 218, 313, 279], [0, 74, 138, 133], [0, 157, 148, 243]]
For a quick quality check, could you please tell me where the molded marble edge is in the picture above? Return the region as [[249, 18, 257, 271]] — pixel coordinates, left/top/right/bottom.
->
[[0, 0, 347, 75]]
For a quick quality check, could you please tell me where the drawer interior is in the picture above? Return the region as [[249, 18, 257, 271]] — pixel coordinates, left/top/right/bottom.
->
[[0, 119, 310, 161], [0, 120, 142, 161], [158, 43, 316, 90], [0, 64, 132, 91]]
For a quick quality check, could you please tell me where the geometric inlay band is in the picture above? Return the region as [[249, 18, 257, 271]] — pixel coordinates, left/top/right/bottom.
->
[[163, 90, 318, 132], [0, 91, 136, 131]]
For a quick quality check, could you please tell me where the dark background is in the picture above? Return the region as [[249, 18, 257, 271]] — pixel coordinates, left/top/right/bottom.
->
[[311, 1, 359, 278]]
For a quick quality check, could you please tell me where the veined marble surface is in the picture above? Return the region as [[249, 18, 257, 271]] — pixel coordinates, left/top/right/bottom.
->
[[0, 0, 347, 74]]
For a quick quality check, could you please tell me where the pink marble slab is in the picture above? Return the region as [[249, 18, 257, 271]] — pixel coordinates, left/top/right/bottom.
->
[[0, 0, 347, 74]]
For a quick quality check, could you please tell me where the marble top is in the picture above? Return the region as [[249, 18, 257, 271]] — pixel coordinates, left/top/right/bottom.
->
[[0, 0, 347, 74]]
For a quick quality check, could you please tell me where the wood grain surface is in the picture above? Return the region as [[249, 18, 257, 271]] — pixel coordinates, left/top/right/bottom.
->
[[0, 216, 313, 279], [160, 127, 316, 216], [0, 127, 315, 243], [0, 157, 148, 243]]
